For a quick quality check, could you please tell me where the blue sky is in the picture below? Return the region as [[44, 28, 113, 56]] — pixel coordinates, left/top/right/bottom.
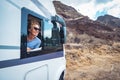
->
[[56, 0, 120, 20]]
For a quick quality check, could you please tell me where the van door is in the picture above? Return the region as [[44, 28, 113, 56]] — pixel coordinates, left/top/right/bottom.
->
[[25, 65, 48, 80]]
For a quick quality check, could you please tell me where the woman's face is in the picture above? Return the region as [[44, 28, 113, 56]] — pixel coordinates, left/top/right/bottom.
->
[[29, 24, 40, 37]]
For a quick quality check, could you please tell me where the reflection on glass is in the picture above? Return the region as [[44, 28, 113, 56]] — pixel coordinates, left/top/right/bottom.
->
[[43, 21, 62, 50]]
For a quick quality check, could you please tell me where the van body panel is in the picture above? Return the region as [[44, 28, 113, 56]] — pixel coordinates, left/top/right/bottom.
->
[[0, 0, 66, 80], [0, 57, 65, 80]]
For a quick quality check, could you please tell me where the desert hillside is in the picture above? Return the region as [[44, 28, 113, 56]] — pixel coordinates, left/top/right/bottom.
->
[[64, 43, 120, 80], [53, 1, 120, 80]]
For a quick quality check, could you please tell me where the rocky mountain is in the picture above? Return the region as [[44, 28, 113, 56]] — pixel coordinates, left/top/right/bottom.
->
[[53, 1, 120, 80], [97, 14, 120, 28], [53, 1, 83, 19], [53, 1, 120, 43]]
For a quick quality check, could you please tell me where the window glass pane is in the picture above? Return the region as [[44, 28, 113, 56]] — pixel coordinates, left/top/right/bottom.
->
[[43, 21, 53, 47], [44, 21, 52, 39], [43, 21, 62, 51]]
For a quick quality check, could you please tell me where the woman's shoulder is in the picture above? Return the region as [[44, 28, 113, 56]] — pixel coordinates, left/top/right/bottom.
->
[[35, 37, 41, 42]]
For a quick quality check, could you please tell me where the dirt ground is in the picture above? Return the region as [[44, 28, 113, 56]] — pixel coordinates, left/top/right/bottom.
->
[[64, 42, 120, 80]]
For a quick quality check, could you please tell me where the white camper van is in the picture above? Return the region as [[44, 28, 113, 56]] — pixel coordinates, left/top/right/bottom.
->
[[0, 0, 66, 80]]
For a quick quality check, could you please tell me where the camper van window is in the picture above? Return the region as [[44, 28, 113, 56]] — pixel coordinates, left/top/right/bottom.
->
[[21, 8, 63, 58]]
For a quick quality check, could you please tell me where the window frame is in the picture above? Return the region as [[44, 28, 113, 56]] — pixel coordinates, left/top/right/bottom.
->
[[21, 7, 63, 59], [21, 7, 46, 58]]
